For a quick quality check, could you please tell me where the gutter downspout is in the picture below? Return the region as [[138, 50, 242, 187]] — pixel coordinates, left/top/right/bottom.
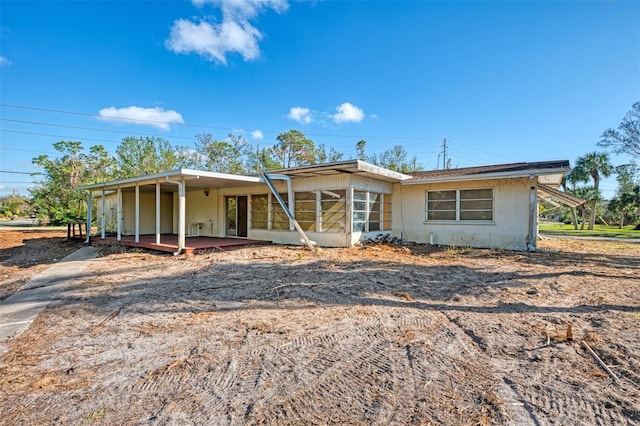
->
[[261, 173, 317, 251], [166, 176, 186, 255], [527, 175, 537, 251]]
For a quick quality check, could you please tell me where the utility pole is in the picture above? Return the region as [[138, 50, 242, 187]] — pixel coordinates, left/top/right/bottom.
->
[[442, 138, 448, 170]]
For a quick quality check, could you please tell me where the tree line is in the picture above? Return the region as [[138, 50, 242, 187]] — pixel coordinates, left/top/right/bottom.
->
[[28, 129, 422, 225], [549, 102, 640, 230]]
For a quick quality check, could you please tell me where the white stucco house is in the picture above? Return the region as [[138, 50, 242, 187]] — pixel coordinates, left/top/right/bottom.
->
[[79, 159, 579, 253]]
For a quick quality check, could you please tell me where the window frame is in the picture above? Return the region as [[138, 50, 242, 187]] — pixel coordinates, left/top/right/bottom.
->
[[425, 188, 494, 223], [352, 190, 392, 233]]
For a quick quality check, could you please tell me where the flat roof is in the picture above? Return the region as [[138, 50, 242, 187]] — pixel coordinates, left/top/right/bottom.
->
[[404, 160, 570, 185], [255, 160, 413, 183], [79, 169, 262, 192]]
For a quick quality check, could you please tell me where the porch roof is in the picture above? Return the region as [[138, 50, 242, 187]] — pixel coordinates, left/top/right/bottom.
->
[[79, 169, 262, 192]]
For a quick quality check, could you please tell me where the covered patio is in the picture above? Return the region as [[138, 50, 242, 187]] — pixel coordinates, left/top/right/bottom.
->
[[95, 234, 268, 255]]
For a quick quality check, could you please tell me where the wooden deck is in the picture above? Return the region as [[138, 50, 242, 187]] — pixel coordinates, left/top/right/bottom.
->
[[93, 234, 268, 254]]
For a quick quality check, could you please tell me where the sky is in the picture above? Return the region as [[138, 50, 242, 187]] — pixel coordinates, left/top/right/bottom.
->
[[1, 0, 639, 198]]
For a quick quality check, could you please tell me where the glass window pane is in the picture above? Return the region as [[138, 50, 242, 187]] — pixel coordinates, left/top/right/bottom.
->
[[460, 189, 492, 200], [428, 200, 456, 211], [353, 222, 365, 232], [460, 210, 493, 221], [320, 190, 346, 233], [428, 190, 455, 201], [251, 194, 268, 229], [353, 191, 366, 201], [460, 200, 493, 210], [353, 201, 366, 211], [429, 210, 456, 221]]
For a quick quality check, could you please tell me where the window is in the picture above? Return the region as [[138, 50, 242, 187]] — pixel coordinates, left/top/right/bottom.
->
[[271, 193, 290, 230], [383, 194, 392, 230], [250, 194, 268, 230], [295, 192, 317, 231], [353, 191, 392, 232], [426, 188, 493, 221], [321, 190, 346, 232]]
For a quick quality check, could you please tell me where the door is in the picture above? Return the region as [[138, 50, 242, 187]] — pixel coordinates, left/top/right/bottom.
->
[[226, 195, 248, 238]]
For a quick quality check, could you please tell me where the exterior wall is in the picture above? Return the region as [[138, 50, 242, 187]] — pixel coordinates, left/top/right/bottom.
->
[[393, 177, 533, 250], [184, 188, 218, 236], [217, 177, 353, 247], [122, 191, 173, 235]]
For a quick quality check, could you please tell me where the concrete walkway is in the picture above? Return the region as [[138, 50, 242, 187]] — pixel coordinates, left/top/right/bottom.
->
[[0, 246, 97, 354]]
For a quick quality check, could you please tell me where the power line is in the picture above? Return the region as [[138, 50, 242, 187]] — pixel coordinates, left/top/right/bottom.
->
[[0, 118, 198, 141], [0, 103, 443, 141], [0, 170, 42, 175]]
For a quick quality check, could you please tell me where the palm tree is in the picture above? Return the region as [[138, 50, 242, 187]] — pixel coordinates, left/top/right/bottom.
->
[[570, 152, 614, 230]]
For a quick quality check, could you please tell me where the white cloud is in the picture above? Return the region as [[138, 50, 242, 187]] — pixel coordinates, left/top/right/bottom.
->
[[166, 0, 288, 65], [97, 106, 184, 130], [0, 56, 11, 67], [287, 107, 313, 124], [251, 129, 264, 140], [370, 113, 379, 120], [331, 102, 365, 124]]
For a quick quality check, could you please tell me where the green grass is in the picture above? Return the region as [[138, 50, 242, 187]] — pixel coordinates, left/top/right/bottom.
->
[[539, 222, 640, 239]]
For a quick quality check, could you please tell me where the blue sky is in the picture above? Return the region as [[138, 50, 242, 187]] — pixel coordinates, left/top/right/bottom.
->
[[1, 0, 639, 198]]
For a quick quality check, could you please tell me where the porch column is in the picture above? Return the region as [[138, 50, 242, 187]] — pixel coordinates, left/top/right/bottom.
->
[[156, 182, 161, 245], [100, 188, 106, 239], [135, 184, 140, 243], [178, 181, 186, 250], [116, 187, 122, 241], [85, 192, 92, 244]]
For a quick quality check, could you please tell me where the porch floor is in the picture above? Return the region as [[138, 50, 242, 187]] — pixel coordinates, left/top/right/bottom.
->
[[93, 234, 268, 254]]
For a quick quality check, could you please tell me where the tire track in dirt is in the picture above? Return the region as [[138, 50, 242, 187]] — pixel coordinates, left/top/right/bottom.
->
[[444, 312, 638, 426]]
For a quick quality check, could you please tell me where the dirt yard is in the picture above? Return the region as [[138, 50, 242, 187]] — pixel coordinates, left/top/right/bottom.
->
[[0, 230, 638, 425], [0, 229, 84, 302]]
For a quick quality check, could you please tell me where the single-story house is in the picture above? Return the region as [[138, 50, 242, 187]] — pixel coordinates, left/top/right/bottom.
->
[[79, 159, 580, 253]]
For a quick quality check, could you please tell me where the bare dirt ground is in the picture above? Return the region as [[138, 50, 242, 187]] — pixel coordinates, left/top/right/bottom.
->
[[0, 231, 639, 425], [0, 229, 84, 302]]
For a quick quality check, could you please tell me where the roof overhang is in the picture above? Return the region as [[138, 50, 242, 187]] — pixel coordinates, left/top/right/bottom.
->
[[403, 162, 570, 186], [259, 160, 413, 183], [79, 169, 262, 192], [537, 184, 586, 208]]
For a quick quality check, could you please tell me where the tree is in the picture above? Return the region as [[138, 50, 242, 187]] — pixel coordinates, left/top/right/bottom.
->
[[193, 133, 249, 174], [609, 164, 640, 227], [115, 136, 184, 178], [364, 144, 423, 173], [561, 174, 580, 230], [267, 130, 317, 169], [599, 102, 640, 159], [356, 139, 367, 161], [314, 143, 344, 164], [569, 152, 614, 230], [31, 141, 114, 225]]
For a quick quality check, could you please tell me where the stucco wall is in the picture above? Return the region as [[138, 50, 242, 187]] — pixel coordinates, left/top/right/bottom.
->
[[121, 191, 173, 235], [183, 188, 218, 236], [392, 177, 533, 250]]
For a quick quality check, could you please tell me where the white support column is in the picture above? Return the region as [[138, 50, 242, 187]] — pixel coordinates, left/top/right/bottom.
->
[[178, 182, 186, 250], [85, 192, 92, 244], [100, 188, 106, 239], [116, 187, 122, 241], [156, 182, 161, 245], [135, 184, 140, 243]]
